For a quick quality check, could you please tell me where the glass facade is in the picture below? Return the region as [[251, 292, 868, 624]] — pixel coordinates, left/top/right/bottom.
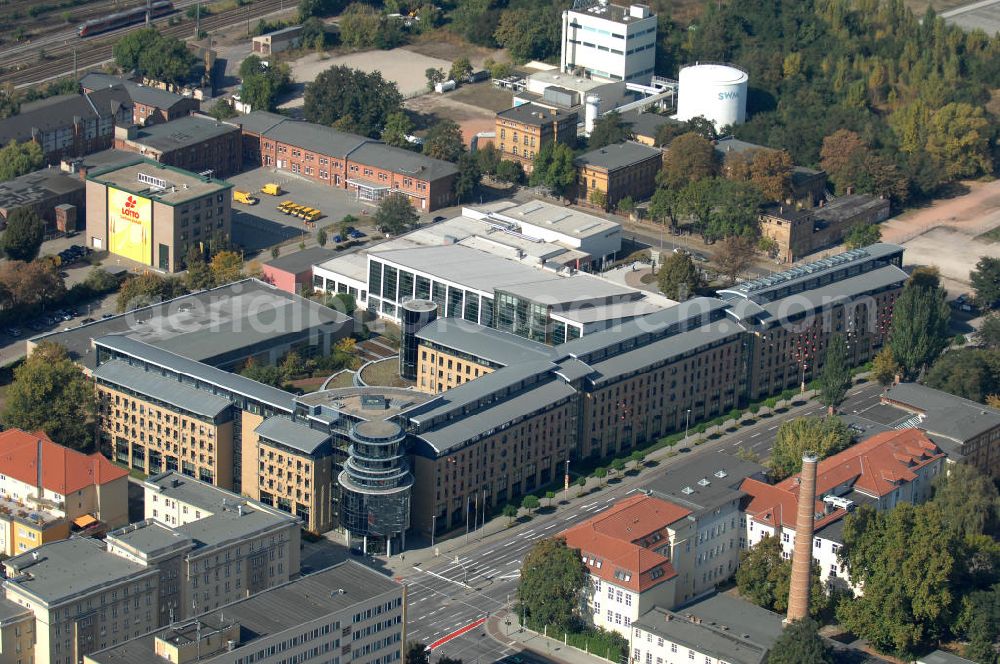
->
[[400, 300, 438, 380], [367, 258, 493, 327], [339, 420, 412, 545], [494, 290, 551, 343]]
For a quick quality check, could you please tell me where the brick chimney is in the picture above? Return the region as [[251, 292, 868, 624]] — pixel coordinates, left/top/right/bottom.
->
[[786, 453, 818, 623]]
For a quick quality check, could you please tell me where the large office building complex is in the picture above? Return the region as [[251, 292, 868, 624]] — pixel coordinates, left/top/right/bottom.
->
[[560, 0, 658, 83], [85, 560, 403, 664], [84, 158, 233, 271], [2, 473, 299, 664]]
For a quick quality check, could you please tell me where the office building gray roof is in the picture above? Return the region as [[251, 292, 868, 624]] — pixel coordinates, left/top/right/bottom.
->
[[348, 142, 459, 182], [917, 651, 977, 664], [80, 72, 194, 111], [500, 272, 638, 306], [96, 335, 296, 413], [36, 278, 349, 370], [416, 318, 556, 367], [86, 560, 401, 664], [0, 168, 84, 213], [107, 519, 194, 558], [574, 141, 662, 172], [262, 119, 370, 158], [634, 594, 782, 664], [4, 537, 156, 606], [497, 103, 576, 126], [645, 453, 767, 515], [126, 114, 238, 153], [264, 246, 337, 273], [884, 382, 1000, 444], [621, 110, 675, 139], [255, 416, 331, 454], [94, 360, 232, 418], [231, 110, 288, 136], [0, 86, 131, 146], [0, 596, 31, 624]]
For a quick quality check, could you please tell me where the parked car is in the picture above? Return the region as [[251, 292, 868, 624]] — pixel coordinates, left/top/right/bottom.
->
[[334, 234, 343, 243], [80, 318, 95, 324], [101, 313, 114, 319]]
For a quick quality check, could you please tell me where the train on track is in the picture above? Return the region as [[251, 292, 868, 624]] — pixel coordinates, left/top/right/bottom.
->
[[77, 1, 174, 37]]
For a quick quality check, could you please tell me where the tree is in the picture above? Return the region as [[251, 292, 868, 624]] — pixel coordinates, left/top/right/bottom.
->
[[0, 139, 44, 182], [616, 196, 635, 217], [518, 537, 587, 631], [521, 495, 540, 514], [930, 464, 1000, 540], [957, 585, 1000, 664], [544, 490, 556, 507], [0, 260, 63, 310], [297, 0, 346, 21], [381, 111, 414, 149], [978, 313, 1000, 349], [766, 619, 834, 664], [210, 251, 244, 285], [820, 129, 866, 194], [317, 227, 328, 247], [588, 111, 632, 150], [116, 272, 187, 311], [838, 503, 962, 659], [339, 3, 402, 49], [871, 347, 899, 388], [660, 133, 717, 190], [724, 148, 793, 202], [1, 208, 44, 262], [971, 257, 1000, 308], [657, 251, 704, 301], [843, 223, 881, 249], [888, 280, 951, 379], [494, 160, 524, 185], [925, 349, 1000, 403], [677, 178, 718, 238], [529, 143, 577, 199], [925, 102, 994, 180], [593, 467, 607, 486], [119, 31, 196, 85], [425, 67, 445, 92], [184, 246, 214, 291], [576, 476, 587, 496], [589, 189, 608, 210], [476, 144, 500, 177], [453, 153, 480, 201], [404, 642, 429, 664], [423, 120, 465, 162], [736, 535, 786, 610], [304, 66, 403, 138], [2, 342, 95, 450], [610, 458, 625, 475], [818, 334, 851, 412], [208, 99, 238, 120], [628, 450, 645, 471], [374, 193, 418, 235], [705, 179, 764, 241], [769, 416, 852, 480], [493, 7, 561, 63], [648, 187, 681, 230], [112, 26, 158, 71], [448, 57, 473, 84], [240, 61, 292, 113], [83, 267, 120, 294], [502, 503, 518, 525], [715, 235, 757, 284], [300, 16, 329, 50], [909, 265, 942, 290]]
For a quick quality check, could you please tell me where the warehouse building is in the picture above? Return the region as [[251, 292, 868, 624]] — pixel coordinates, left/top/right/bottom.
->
[[84, 560, 403, 664], [84, 158, 232, 271], [235, 111, 458, 211], [0, 167, 85, 230]]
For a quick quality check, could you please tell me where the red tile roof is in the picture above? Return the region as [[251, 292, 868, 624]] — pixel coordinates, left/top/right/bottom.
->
[[561, 495, 690, 592], [742, 428, 944, 530], [0, 429, 127, 495]]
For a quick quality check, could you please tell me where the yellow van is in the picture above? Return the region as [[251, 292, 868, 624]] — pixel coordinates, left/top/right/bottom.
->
[[301, 208, 322, 222], [277, 200, 294, 213], [296, 206, 316, 219], [233, 190, 258, 205], [261, 183, 282, 196]]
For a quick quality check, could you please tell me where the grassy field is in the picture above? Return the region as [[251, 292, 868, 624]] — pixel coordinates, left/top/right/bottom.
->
[[360, 358, 411, 388]]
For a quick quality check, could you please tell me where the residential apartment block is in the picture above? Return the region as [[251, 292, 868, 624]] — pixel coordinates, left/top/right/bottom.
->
[[0, 429, 128, 557], [741, 428, 945, 587], [575, 141, 662, 210], [81, 73, 201, 127], [1, 473, 299, 664], [85, 560, 403, 664], [495, 103, 578, 174], [0, 86, 132, 163], [235, 111, 458, 211], [0, 597, 34, 664]]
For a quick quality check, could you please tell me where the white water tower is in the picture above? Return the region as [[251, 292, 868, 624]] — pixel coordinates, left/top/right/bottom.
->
[[584, 94, 601, 135], [676, 63, 748, 132]]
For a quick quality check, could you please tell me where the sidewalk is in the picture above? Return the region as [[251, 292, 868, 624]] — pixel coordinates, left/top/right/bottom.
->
[[486, 611, 616, 664]]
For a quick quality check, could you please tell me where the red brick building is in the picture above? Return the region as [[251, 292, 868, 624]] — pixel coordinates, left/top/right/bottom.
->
[[235, 112, 458, 212], [114, 114, 243, 178], [81, 73, 200, 127]]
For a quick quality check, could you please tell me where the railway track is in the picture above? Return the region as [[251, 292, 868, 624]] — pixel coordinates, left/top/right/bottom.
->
[[1, 0, 288, 88]]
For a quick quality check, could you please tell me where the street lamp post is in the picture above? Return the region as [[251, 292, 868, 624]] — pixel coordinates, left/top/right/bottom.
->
[[430, 514, 436, 548], [800, 362, 808, 393], [564, 459, 570, 497], [684, 408, 691, 440]]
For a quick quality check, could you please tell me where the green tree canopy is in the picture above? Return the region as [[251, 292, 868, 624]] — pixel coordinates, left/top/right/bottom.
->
[[930, 463, 1000, 540], [871, 347, 899, 388], [2, 342, 96, 450], [304, 65, 403, 138], [843, 223, 882, 249], [660, 132, 717, 190], [649, 187, 681, 229], [339, 3, 403, 50], [925, 348, 1000, 404], [453, 153, 481, 201], [0, 139, 44, 182], [403, 642, 429, 664], [769, 416, 852, 480], [971, 257, 1000, 308], [736, 535, 786, 610], [381, 111, 415, 149], [1, 207, 44, 262], [978, 313, 1000, 349], [818, 334, 851, 411], [116, 273, 188, 312], [705, 179, 763, 241], [723, 148, 793, 203], [588, 111, 633, 150], [657, 251, 704, 301], [449, 57, 473, 83], [888, 280, 950, 379], [297, 0, 346, 21], [766, 619, 834, 664], [422, 119, 466, 162], [116, 29, 197, 86], [374, 192, 418, 235], [518, 537, 587, 631], [493, 6, 561, 63], [529, 142, 577, 198], [495, 159, 524, 185]]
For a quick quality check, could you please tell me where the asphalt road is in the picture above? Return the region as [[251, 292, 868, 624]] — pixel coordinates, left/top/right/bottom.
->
[[397, 382, 887, 663]]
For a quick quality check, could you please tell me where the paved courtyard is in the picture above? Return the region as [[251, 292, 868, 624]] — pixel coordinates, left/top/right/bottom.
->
[[942, 0, 1000, 33]]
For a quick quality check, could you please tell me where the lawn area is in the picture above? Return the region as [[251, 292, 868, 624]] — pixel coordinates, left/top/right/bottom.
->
[[976, 226, 1000, 243], [325, 370, 356, 389], [360, 358, 412, 388]]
